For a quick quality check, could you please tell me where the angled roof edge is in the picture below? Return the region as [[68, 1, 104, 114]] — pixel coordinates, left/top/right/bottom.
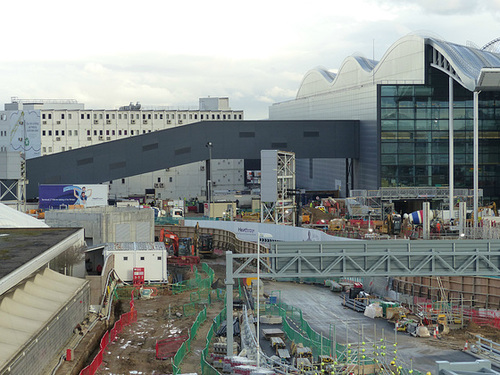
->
[[296, 34, 500, 98]]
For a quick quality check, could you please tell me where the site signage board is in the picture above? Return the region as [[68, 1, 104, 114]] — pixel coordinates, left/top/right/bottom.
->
[[39, 184, 108, 209]]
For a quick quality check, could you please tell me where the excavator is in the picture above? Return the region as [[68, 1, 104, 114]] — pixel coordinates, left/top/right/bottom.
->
[[193, 223, 215, 258], [159, 228, 200, 266]]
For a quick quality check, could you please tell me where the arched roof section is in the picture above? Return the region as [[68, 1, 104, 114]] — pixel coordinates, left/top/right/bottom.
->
[[427, 37, 500, 91], [296, 67, 336, 98], [294, 33, 500, 98]]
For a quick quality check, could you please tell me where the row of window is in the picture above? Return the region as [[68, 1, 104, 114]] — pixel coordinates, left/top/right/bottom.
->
[[110, 177, 174, 185], [122, 256, 162, 261], [41, 112, 243, 121], [42, 129, 162, 137]]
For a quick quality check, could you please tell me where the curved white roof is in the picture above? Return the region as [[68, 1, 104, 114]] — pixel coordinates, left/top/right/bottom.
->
[[296, 33, 500, 98], [0, 268, 86, 368]]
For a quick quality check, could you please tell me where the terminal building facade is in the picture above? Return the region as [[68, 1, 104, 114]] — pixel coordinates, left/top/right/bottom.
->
[[0, 97, 245, 200], [270, 34, 500, 203]]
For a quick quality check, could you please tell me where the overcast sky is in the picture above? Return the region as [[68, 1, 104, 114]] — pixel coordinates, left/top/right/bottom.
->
[[2, 0, 500, 119]]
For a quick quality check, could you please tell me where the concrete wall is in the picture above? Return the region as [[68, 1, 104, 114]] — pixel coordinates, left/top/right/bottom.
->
[[45, 206, 154, 245]]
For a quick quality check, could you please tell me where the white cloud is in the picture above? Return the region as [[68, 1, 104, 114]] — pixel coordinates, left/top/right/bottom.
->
[[1, 0, 500, 119]]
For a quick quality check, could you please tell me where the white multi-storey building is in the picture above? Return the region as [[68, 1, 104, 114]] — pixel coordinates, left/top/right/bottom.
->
[[0, 97, 245, 200]]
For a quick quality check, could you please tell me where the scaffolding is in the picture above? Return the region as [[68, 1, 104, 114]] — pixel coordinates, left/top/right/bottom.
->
[[260, 150, 296, 225]]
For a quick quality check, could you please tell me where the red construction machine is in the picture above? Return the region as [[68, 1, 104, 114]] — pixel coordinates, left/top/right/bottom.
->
[[159, 228, 200, 266]]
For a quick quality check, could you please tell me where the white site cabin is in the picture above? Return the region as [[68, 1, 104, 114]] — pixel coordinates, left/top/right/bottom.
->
[[103, 242, 168, 282]]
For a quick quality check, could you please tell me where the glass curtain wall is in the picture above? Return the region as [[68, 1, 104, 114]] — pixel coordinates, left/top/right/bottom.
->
[[379, 68, 500, 202]]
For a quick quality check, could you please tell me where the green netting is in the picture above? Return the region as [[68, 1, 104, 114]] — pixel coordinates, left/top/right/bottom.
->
[[266, 300, 424, 375], [172, 307, 208, 375], [190, 291, 201, 302], [211, 288, 226, 301], [183, 302, 197, 317], [172, 263, 215, 295], [200, 307, 226, 375]]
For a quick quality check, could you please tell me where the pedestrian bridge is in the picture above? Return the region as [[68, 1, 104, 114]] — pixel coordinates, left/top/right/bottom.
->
[[227, 239, 500, 279], [25, 120, 359, 198]]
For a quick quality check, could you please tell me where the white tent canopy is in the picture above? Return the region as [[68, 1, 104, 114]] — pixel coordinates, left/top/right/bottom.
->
[[0, 203, 48, 228]]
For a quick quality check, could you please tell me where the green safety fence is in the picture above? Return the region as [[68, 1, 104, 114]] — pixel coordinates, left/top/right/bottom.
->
[[173, 306, 208, 375], [172, 263, 215, 295], [266, 301, 423, 375], [201, 307, 227, 375], [266, 302, 350, 360], [211, 288, 226, 301]]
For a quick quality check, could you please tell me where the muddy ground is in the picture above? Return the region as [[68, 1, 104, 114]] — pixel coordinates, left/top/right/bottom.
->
[[92, 258, 227, 375]]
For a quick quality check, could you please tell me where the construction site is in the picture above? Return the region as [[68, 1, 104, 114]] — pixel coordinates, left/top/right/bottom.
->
[[69, 252, 500, 375]]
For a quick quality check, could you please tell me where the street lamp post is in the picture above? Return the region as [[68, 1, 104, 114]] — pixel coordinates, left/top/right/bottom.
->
[[256, 232, 272, 367]]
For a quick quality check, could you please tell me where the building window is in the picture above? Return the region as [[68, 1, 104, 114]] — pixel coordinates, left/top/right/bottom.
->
[[157, 256, 161, 260], [99, 130, 103, 136], [48, 130, 52, 136], [87, 130, 91, 136], [42, 114, 46, 119], [99, 114, 103, 119], [106, 114, 109, 119], [123, 256, 128, 261], [61, 130, 65, 136], [169, 177, 173, 182], [42, 147, 46, 152], [110, 180, 113, 184], [131, 130, 134, 135], [122, 178, 125, 184], [81, 114, 84, 120], [157, 177, 161, 182], [69, 114, 72, 120], [87, 114, 90, 120], [217, 114, 220, 119], [154, 114, 158, 120], [124, 130, 127, 135], [201, 114, 204, 120], [112, 114, 115, 119], [61, 114, 65, 119], [74, 130, 78, 136], [69, 130, 72, 136], [124, 114, 128, 119], [160, 114, 163, 119], [48, 147, 52, 152], [140, 256, 145, 261], [195, 114, 198, 119], [55, 130, 59, 136], [94, 130, 97, 136], [118, 130, 122, 135], [148, 114, 151, 119], [106, 130, 110, 135], [94, 114, 97, 119], [212, 114, 215, 119], [42, 130, 46, 136], [136, 114, 139, 119], [112, 130, 115, 135], [118, 114, 122, 120]]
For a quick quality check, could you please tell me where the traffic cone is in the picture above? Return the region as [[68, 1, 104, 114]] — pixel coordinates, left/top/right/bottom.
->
[[433, 327, 438, 339], [463, 341, 468, 351]]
